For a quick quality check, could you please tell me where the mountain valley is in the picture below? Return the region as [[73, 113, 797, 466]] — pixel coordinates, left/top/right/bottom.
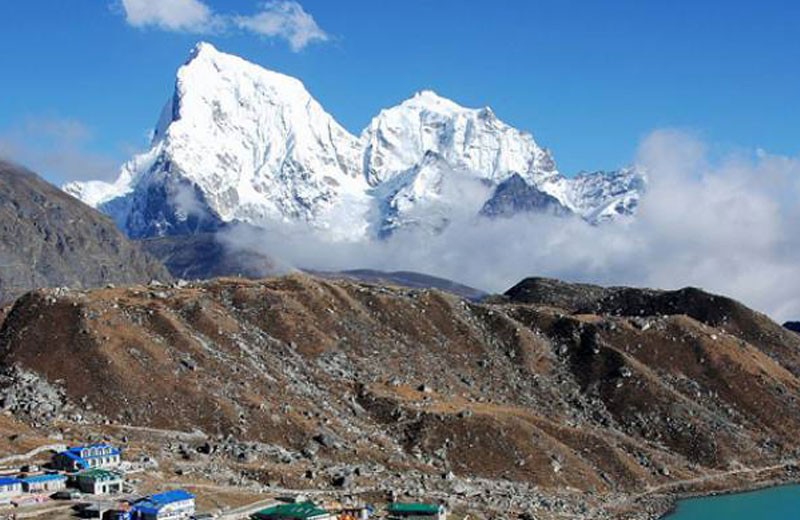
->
[[0, 37, 797, 520]]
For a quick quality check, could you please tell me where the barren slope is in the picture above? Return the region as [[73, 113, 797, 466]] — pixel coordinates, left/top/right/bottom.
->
[[0, 275, 798, 518]]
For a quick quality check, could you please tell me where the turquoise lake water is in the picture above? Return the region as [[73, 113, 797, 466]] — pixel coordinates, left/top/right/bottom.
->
[[666, 485, 800, 519]]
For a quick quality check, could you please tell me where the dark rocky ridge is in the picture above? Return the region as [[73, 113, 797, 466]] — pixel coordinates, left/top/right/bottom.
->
[[480, 173, 572, 218], [503, 276, 610, 310], [0, 160, 170, 304], [138, 229, 278, 280], [505, 277, 800, 376], [310, 269, 487, 301], [784, 321, 800, 334]]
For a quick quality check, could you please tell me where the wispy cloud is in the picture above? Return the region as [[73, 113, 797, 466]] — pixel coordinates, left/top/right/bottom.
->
[[120, 0, 216, 32], [235, 2, 329, 52], [219, 130, 800, 322], [117, 0, 329, 51], [0, 116, 121, 184]]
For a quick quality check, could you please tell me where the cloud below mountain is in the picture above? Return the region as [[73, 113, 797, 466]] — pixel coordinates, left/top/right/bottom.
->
[[221, 130, 800, 322], [118, 0, 328, 51]]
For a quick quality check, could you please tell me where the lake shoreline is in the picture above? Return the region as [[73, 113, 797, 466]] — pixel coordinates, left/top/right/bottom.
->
[[598, 459, 800, 519], [655, 472, 800, 519]]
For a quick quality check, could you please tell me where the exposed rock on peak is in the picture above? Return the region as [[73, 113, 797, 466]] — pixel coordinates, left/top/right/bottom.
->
[[480, 173, 572, 218]]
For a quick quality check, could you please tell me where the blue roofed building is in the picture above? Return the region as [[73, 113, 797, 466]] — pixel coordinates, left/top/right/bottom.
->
[[20, 474, 67, 494], [53, 443, 121, 472], [0, 477, 23, 503], [131, 489, 195, 520]]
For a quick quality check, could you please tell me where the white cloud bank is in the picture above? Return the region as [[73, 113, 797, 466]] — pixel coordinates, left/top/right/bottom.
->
[[220, 130, 800, 322], [118, 0, 329, 51]]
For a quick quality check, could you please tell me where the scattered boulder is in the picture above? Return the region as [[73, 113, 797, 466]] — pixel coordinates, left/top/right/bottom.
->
[[0, 367, 68, 426]]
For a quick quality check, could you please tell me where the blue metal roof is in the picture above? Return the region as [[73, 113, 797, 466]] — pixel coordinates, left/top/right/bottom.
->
[[22, 474, 67, 484], [59, 451, 88, 469], [133, 489, 195, 514], [0, 477, 22, 486], [66, 444, 121, 457], [58, 444, 121, 470]]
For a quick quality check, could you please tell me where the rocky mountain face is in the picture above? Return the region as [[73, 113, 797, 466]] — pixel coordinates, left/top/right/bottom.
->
[[564, 168, 645, 223], [65, 43, 645, 242], [138, 228, 279, 281], [0, 160, 170, 305], [480, 173, 572, 218], [0, 275, 798, 518]]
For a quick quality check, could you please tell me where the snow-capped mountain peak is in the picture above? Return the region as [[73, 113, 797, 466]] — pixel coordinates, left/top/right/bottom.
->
[[65, 43, 645, 242], [401, 89, 472, 115], [69, 41, 368, 239], [361, 89, 559, 190], [187, 40, 219, 60]]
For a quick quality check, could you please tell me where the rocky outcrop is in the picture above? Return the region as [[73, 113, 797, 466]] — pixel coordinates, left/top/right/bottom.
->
[[481, 173, 572, 218], [505, 277, 800, 376], [0, 366, 69, 427], [785, 321, 800, 334], [0, 160, 170, 305]]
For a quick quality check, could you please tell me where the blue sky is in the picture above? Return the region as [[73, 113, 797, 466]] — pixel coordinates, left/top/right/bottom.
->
[[0, 0, 798, 184]]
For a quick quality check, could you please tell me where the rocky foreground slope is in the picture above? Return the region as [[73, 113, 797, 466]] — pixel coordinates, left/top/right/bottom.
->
[[0, 160, 170, 305], [0, 275, 799, 518]]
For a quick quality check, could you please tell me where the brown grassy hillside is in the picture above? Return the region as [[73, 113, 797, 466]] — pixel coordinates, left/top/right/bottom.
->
[[0, 275, 798, 518]]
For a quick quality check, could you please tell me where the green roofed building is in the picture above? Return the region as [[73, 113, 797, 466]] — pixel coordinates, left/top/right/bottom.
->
[[251, 502, 334, 520], [387, 503, 446, 520], [75, 468, 123, 495]]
